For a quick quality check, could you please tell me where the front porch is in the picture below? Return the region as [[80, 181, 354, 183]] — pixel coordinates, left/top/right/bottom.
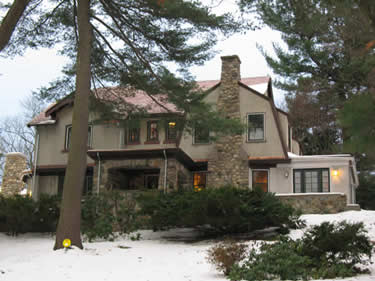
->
[[88, 148, 204, 193]]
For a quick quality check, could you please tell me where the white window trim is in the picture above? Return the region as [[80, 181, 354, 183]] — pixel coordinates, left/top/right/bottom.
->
[[247, 112, 265, 142]]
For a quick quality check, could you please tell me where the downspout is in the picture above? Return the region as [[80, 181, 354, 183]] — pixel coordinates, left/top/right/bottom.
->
[[31, 132, 40, 200], [97, 152, 101, 194], [163, 149, 167, 194]]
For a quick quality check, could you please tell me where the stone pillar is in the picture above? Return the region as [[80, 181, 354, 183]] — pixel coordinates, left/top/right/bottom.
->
[[208, 55, 249, 188], [1, 153, 28, 196]]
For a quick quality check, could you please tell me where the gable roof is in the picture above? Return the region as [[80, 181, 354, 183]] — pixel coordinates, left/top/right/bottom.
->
[[27, 76, 272, 127]]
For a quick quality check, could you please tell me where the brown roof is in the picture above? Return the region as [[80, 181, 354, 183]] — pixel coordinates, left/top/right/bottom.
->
[[28, 76, 271, 126]]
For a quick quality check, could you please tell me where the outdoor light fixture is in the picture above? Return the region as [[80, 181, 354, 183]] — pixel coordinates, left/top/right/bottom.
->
[[168, 122, 176, 126], [332, 169, 339, 176], [284, 171, 289, 178]]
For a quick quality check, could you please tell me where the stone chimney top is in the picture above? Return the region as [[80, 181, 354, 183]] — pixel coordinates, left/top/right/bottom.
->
[[221, 55, 241, 82]]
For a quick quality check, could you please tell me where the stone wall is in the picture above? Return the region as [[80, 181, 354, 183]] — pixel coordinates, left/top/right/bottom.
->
[[208, 55, 249, 188], [1, 153, 28, 196], [93, 157, 192, 192], [276, 193, 347, 214]]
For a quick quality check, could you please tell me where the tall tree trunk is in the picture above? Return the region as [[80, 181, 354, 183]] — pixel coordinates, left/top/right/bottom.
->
[[0, 0, 31, 52], [54, 0, 92, 250]]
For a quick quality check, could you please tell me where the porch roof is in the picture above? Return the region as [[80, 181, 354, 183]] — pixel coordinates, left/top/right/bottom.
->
[[87, 148, 206, 171]]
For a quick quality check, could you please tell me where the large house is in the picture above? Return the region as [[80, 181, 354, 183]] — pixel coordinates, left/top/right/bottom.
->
[[28, 55, 359, 209]]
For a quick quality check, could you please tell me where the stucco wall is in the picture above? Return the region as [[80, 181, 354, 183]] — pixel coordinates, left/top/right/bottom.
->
[[270, 158, 355, 204], [36, 106, 95, 166], [239, 87, 284, 158]]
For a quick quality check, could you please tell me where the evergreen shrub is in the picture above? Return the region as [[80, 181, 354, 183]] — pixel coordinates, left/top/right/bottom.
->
[[228, 221, 373, 281], [0, 194, 60, 235], [137, 186, 301, 235], [81, 190, 139, 241]]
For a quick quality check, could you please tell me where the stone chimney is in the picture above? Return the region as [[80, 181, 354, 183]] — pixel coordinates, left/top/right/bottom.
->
[[1, 153, 28, 196], [207, 55, 249, 188], [218, 55, 241, 119]]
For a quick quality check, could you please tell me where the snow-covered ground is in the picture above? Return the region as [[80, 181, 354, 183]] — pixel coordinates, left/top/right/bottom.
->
[[1, 210, 375, 281]]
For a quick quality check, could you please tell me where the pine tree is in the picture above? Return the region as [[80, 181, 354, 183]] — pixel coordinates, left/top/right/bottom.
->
[[240, 0, 375, 156], [1, 0, 242, 249]]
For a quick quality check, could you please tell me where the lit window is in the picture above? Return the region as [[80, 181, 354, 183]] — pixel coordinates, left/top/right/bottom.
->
[[193, 172, 206, 191], [194, 125, 209, 144], [294, 169, 329, 193], [65, 125, 92, 150], [147, 121, 159, 141], [128, 127, 140, 143], [248, 113, 265, 141], [166, 121, 177, 141], [252, 170, 268, 192]]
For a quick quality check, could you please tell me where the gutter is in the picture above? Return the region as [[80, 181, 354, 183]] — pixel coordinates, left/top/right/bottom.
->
[[31, 132, 40, 200], [97, 152, 101, 194], [163, 149, 167, 193]]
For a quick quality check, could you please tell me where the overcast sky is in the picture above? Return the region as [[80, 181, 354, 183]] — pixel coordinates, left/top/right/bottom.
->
[[0, 1, 285, 119]]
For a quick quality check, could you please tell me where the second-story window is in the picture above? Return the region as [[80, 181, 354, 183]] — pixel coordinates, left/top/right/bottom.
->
[[65, 125, 92, 150], [166, 121, 177, 141], [194, 124, 209, 144], [248, 113, 265, 141], [128, 127, 140, 143], [147, 121, 159, 141]]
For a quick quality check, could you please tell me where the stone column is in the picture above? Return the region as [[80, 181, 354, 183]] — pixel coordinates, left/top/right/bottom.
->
[[208, 55, 249, 188], [1, 153, 28, 196]]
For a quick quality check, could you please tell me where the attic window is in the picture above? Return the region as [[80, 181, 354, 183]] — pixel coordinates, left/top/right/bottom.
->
[[65, 124, 92, 150], [247, 113, 265, 141]]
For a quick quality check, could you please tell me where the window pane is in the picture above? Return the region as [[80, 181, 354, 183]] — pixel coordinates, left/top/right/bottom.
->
[[194, 125, 209, 143], [294, 169, 330, 193], [193, 172, 206, 191], [252, 170, 268, 192], [167, 122, 177, 140], [128, 128, 140, 142], [248, 114, 264, 140], [148, 121, 158, 141]]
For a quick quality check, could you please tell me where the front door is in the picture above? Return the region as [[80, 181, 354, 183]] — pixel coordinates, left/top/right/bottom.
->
[[252, 170, 269, 192]]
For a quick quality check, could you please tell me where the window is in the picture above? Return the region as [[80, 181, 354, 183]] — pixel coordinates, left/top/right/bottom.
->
[[193, 125, 209, 144], [248, 113, 265, 141], [166, 121, 177, 141], [294, 169, 330, 193], [65, 125, 92, 150], [147, 121, 159, 141], [128, 127, 140, 143], [252, 170, 268, 192], [193, 172, 206, 191]]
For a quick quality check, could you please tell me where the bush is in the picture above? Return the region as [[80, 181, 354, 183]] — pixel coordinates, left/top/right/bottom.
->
[[0, 194, 60, 235], [81, 190, 139, 241], [206, 241, 248, 275], [301, 221, 373, 268], [229, 221, 373, 281], [356, 173, 375, 210], [137, 186, 300, 235]]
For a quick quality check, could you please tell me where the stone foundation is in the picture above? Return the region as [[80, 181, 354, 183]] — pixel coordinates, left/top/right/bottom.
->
[[276, 193, 347, 214], [1, 153, 28, 196]]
